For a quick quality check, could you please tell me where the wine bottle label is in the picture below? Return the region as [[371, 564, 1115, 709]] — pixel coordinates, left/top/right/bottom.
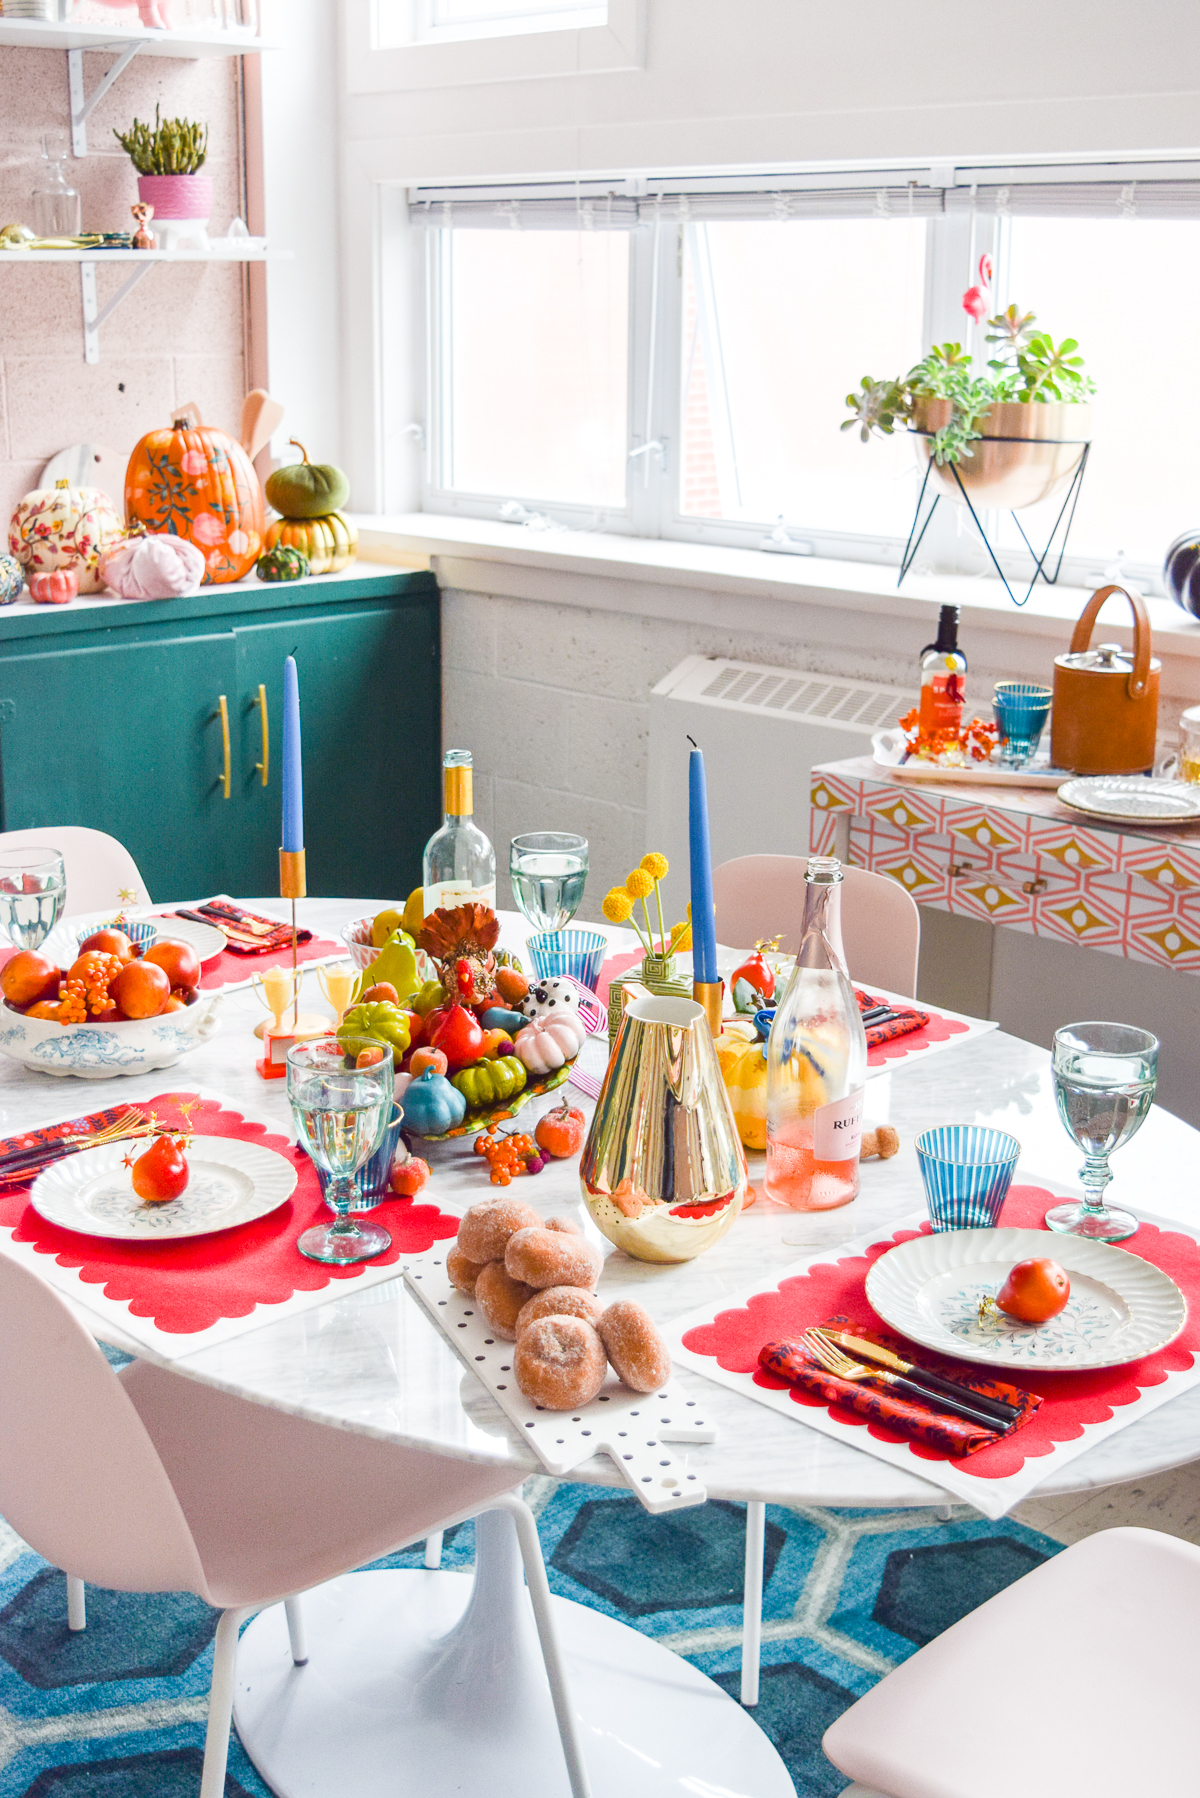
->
[[812, 1087, 864, 1162], [918, 669, 965, 731], [423, 879, 496, 915]]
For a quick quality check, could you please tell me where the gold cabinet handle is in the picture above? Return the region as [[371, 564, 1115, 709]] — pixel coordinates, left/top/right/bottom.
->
[[1022, 877, 1049, 896], [947, 860, 975, 879], [252, 683, 269, 786], [217, 694, 231, 799]]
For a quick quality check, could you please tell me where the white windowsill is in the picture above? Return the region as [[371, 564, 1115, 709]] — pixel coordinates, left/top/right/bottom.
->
[[354, 511, 1200, 665]]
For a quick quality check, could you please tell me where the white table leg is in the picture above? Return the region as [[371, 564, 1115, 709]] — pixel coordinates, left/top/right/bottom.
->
[[66, 1574, 86, 1633], [741, 1500, 765, 1706], [234, 1500, 793, 1798], [423, 1530, 443, 1568]]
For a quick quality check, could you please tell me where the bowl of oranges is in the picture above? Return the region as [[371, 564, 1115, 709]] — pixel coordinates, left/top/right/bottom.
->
[[0, 927, 218, 1078]]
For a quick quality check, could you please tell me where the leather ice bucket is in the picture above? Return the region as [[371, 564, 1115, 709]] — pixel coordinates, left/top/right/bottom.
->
[[1051, 584, 1160, 774]]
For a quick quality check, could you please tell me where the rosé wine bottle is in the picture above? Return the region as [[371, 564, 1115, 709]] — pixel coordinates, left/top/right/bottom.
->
[[764, 858, 867, 1211]]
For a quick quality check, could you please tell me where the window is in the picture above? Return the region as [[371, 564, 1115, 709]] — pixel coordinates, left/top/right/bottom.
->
[[411, 166, 1200, 589], [378, 0, 606, 46]]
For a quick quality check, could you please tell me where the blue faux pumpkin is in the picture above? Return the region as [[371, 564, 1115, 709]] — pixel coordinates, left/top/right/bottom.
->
[[0, 554, 24, 605], [400, 1067, 467, 1136]]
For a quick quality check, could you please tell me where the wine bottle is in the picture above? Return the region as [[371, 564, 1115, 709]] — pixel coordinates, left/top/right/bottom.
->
[[764, 857, 867, 1211], [422, 749, 496, 915], [918, 604, 967, 734]]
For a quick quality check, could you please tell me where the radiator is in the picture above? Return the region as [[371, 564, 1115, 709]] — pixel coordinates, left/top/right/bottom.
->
[[646, 654, 915, 923]]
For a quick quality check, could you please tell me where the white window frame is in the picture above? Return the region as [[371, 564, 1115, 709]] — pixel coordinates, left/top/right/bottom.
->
[[346, 0, 645, 92], [410, 158, 1200, 591]]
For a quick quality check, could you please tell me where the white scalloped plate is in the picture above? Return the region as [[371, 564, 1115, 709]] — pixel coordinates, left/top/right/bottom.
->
[[866, 1226, 1187, 1370], [30, 1136, 297, 1241]]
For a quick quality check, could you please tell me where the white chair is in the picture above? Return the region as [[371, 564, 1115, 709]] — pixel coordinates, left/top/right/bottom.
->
[[712, 854, 921, 997], [0, 826, 152, 911], [0, 1254, 587, 1798], [823, 1527, 1198, 1797]]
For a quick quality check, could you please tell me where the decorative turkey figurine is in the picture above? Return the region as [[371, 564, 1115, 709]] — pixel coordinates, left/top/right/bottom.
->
[[416, 903, 500, 1009], [8, 478, 123, 593]]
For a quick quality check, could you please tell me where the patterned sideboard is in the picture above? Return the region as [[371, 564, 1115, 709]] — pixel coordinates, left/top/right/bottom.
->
[[810, 756, 1200, 975]]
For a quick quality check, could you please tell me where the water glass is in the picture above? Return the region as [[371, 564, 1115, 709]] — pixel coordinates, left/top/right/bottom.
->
[[915, 1125, 1021, 1230], [992, 682, 1053, 768], [510, 833, 588, 931], [1046, 1021, 1158, 1241], [287, 1036, 394, 1264], [0, 847, 66, 951], [526, 928, 607, 992]]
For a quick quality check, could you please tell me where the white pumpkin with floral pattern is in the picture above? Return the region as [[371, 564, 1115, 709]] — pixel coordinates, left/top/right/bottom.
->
[[8, 479, 124, 594]]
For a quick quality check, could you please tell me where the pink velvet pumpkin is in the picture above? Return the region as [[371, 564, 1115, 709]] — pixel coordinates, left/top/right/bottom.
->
[[99, 533, 205, 600]]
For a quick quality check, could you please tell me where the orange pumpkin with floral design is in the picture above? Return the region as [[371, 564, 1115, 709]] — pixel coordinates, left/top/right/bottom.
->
[[124, 414, 264, 584]]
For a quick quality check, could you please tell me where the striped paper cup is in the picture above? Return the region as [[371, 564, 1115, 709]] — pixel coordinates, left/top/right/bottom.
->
[[526, 929, 607, 992], [915, 1125, 1021, 1231], [76, 919, 157, 952]]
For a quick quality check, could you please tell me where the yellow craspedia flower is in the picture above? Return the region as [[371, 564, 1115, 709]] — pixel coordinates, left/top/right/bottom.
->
[[641, 852, 669, 881], [625, 868, 655, 899], [602, 887, 634, 924], [669, 920, 692, 951]]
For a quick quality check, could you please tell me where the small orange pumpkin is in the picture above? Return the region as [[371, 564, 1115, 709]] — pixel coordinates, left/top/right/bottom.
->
[[124, 414, 265, 584]]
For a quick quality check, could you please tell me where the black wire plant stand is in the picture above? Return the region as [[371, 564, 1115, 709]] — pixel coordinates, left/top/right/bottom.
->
[[898, 433, 1092, 608]]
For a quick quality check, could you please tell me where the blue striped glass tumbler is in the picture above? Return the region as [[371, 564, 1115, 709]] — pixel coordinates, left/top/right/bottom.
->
[[915, 1125, 1021, 1230]]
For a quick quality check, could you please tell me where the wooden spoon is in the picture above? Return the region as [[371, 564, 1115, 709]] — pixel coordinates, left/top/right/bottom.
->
[[240, 389, 284, 462]]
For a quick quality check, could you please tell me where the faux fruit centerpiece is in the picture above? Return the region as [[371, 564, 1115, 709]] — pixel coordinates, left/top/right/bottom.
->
[[335, 901, 591, 1139], [0, 928, 216, 1078]]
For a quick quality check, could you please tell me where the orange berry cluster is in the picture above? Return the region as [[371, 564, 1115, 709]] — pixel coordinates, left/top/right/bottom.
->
[[57, 985, 87, 1024], [74, 951, 123, 1016], [473, 1128, 545, 1186]]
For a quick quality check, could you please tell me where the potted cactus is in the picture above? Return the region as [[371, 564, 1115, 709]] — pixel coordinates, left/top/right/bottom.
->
[[114, 108, 210, 243], [844, 266, 1096, 511]]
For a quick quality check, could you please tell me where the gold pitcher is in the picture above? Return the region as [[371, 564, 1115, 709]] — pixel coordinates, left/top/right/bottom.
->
[[581, 995, 748, 1263]]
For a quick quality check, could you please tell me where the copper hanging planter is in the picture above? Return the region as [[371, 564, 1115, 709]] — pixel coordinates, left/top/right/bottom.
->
[[912, 398, 1093, 511]]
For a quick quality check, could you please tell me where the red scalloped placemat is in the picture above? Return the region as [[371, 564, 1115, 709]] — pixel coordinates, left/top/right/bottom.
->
[[0, 1092, 458, 1336], [681, 1184, 1200, 1482], [866, 1007, 969, 1067], [189, 932, 346, 992]]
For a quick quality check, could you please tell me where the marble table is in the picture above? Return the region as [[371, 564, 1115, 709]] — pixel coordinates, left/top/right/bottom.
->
[[5, 899, 1199, 1798]]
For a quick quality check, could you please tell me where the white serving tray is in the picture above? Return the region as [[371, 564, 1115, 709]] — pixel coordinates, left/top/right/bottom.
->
[[871, 728, 1069, 788], [404, 1261, 715, 1513]]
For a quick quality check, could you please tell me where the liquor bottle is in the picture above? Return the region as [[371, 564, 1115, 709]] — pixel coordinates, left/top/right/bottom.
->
[[422, 749, 496, 914], [918, 604, 967, 735], [764, 857, 867, 1211]]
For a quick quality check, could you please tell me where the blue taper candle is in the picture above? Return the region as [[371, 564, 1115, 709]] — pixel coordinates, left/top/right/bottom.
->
[[281, 656, 304, 853], [688, 738, 718, 985]]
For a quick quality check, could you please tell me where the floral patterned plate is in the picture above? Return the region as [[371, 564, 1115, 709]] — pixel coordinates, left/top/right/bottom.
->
[[866, 1226, 1186, 1370], [29, 1136, 297, 1241]]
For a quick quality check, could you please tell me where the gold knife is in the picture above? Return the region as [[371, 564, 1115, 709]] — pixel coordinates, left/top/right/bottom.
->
[[820, 1329, 1021, 1423]]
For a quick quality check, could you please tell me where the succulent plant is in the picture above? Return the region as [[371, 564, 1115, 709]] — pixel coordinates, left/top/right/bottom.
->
[[114, 107, 208, 176]]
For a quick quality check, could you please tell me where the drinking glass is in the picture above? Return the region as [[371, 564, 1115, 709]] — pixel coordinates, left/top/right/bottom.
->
[[992, 682, 1053, 768], [287, 1037, 394, 1264], [0, 847, 66, 951], [915, 1125, 1021, 1231], [509, 833, 588, 931], [1046, 1021, 1158, 1241]]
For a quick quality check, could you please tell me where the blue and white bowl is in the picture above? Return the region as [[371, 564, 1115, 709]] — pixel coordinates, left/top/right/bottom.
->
[[915, 1125, 1021, 1231], [0, 995, 218, 1080]]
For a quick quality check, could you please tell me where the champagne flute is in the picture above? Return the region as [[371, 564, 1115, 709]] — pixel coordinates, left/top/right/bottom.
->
[[1046, 1021, 1158, 1241], [0, 847, 66, 951], [509, 833, 588, 932], [287, 1037, 394, 1264]]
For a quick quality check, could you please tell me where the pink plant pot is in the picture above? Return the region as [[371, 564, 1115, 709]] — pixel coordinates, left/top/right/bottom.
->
[[136, 174, 213, 221]]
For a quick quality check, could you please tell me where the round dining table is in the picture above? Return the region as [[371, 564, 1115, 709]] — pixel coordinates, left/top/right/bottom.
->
[[4, 898, 1199, 1798]]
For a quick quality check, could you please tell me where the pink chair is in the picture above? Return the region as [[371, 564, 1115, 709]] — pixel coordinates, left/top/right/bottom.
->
[[0, 1255, 586, 1798], [0, 826, 152, 911], [823, 1527, 1199, 1797], [712, 854, 921, 997]]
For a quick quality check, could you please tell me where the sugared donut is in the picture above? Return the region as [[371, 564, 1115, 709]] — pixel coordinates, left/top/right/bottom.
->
[[545, 1214, 581, 1234], [457, 1196, 541, 1265], [515, 1286, 603, 1336], [597, 1300, 671, 1393], [475, 1261, 536, 1340], [447, 1243, 485, 1297], [505, 1225, 603, 1292], [514, 1315, 608, 1410]]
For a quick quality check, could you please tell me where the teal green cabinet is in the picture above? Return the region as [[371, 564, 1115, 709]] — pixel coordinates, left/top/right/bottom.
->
[[0, 567, 440, 903]]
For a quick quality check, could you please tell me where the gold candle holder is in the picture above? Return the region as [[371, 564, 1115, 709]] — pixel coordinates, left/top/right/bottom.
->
[[693, 980, 723, 1038], [279, 849, 307, 898]]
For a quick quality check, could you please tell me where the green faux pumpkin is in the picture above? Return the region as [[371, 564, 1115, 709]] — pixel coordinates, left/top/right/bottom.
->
[[265, 440, 350, 520], [0, 554, 24, 606], [256, 543, 310, 583]]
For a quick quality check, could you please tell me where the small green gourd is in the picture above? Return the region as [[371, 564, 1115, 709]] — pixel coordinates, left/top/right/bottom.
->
[[256, 543, 310, 583]]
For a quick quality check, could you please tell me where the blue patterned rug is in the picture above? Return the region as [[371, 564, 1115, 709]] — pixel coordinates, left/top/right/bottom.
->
[[0, 1464, 1059, 1798]]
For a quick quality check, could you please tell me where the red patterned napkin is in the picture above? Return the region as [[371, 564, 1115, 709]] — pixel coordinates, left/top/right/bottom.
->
[[855, 987, 930, 1050], [759, 1320, 1040, 1458], [183, 899, 313, 954], [0, 1092, 458, 1337], [681, 1184, 1200, 1484]]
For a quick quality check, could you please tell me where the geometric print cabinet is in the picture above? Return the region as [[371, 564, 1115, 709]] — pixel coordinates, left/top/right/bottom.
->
[[811, 756, 1200, 974]]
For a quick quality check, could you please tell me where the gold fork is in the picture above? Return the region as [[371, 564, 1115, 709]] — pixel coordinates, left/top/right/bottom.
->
[[799, 1329, 1009, 1431]]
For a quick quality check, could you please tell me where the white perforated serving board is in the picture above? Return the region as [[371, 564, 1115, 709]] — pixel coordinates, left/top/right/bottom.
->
[[404, 1261, 715, 1513]]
